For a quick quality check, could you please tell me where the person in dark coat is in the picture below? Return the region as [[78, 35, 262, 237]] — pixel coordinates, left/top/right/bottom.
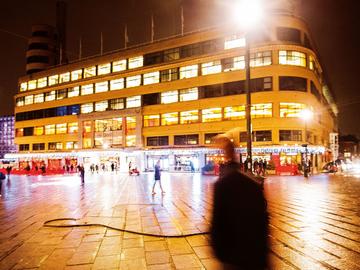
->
[[79, 165, 85, 183], [152, 160, 164, 194], [211, 136, 269, 270]]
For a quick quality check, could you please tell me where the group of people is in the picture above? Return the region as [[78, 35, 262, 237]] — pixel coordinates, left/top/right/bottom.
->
[[252, 158, 268, 176], [89, 162, 118, 173]]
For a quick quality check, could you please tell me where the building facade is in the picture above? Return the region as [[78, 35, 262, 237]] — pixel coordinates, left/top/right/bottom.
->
[[10, 12, 338, 173], [0, 115, 16, 159]]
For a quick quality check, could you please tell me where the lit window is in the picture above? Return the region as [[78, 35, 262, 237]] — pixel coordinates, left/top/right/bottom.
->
[[143, 115, 160, 127], [28, 80, 37, 90], [37, 77, 47, 88], [279, 50, 306, 67], [251, 103, 272, 118], [24, 95, 34, 105], [109, 98, 124, 110], [180, 65, 198, 79], [34, 93, 44, 103], [45, 124, 55, 135], [126, 96, 141, 108], [98, 63, 111, 75], [180, 110, 199, 124], [16, 97, 25, 107], [128, 56, 143, 69], [81, 103, 94, 114], [95, 100, 108, 112], [56, 123, 67, 134], [83, 121, 92, 133], [20, 82, 28, 92], [160, 68, 179, 82], [45, 91, 56, 101], [66, 142, 75, 149], [179, 88, 198, 102], [56, 89, 67, 100], [71, 69, 83, 81], [161, 90, 178, 104], [95, 81, 109, 93], [202, 108, 222, 122], [56, 142, 63, 150], [59, 72, 70, 83], [201, 61, 222, 75], [126, 135, 136, 147], [67, 122, 78, 133], [223, 56, 245, 72], [112, 59, 127, 72], [81, 84, 94, 95], [224, 35, 245, 49], [49, 75, 59, 86], [250, 51, 272, 67], [110, 78, 124, 90], [224, 106, 245, 120], [309, 55, 315, 70], [84, 66, 96, 78], [82, 138, 92, 149], [126, 75, 141, 88], [34, 126, 44, 136], [143, 71, 160, 85], [161, 112, 178, 126], [126, 116, 136, 131], [68, 86, 80, 97], [280, 103, 306, 118]]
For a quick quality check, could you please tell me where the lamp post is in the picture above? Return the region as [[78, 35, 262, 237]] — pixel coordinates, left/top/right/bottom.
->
[[244, 35, 252, 172], [301, 109, 313, 177]]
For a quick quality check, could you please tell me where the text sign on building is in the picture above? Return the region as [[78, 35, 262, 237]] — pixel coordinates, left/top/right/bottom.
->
[[329, 133, 339, 160]]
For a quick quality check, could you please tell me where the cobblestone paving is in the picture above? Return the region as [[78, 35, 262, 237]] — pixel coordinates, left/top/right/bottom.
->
[[0, 172, 360, 269]]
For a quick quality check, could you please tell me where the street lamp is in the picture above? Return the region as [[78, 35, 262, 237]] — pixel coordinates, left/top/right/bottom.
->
[[301, 109, 313, 177], [232, 0, 264, 173]]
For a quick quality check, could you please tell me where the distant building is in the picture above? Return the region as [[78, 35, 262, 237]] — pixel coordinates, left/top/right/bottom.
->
[[0, 115, 16, 158], [339, 135, 359, 160]]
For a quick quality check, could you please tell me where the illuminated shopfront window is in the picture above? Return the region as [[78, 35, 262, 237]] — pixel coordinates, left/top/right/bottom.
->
[[24, 95, 34, 105], [109, 98, 124, 110], [161, 90, 178, 104], [48, 75, 59, 86], [179, 88, 198, 101], [83, 121, 92, 133], [126, 135, 136, 147], [250, 51, 272, 67], [251, 103, 272, 118], [280, 103, 306, 118], [71, 69, 83, 81], [180, 64, 198, 79], [112, 59, 127, 72], [180, 110, 199, 124], [37, 77, 47, 88], [34, 126, 44, 136], [202, 108, 222, 122], [110, 78, 124, 90], [126, 75, 141, 88], [143, 115, 160, 127], [95, 100, 108, 112], [45, 124, 56, 135], [83, 138, 92, 149], [28, 80, 37, 90], [224, 35, 245, 49], [81, 103, 94, 114], [68, 122, 78, 133], [161, 112, 178, 126], [224, 106, 245, 120], [126, 96, 141, 108], [34, 93, 44, 103], [59, 72, 70, 83], [16, 97, 25, 107], [128, 56, 143, 69], [126, 117, 136, 131], [201, 61, 222, 75], [84, 66, 96, 78], [279, 50, 306, 67], [94, 118, 123, 147], [20, 82, 28, 92], [68, 86, 80, 98], [56, 123, 67, 134], [45, 91, 56, 101], [81, 84, 94, 95], [98, 63, 111, 75], [95, 81, 109, 93], [143, 71, 160, 85], [223, 56, 245, 72]]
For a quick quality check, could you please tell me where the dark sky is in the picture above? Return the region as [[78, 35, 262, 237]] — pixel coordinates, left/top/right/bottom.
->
[[1, 0, 360, 137]]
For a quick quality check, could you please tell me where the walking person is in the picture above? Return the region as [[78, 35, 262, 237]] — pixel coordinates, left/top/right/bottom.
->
[[79, 165, 85, 184], [6, 166, 12, 179], [0, 171, 6, 196], [152, 160, 165, 195], [211, 136, 269, 270]]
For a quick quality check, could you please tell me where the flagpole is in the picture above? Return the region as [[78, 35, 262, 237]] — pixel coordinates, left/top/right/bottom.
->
[[180, 5, 184, 36], [151, 13, 154, 43], [124, 24, 129, 49]]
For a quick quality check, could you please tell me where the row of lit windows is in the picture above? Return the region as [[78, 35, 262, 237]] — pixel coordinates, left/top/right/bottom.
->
[[16, 122, 78, 137], [19, 141, 78, 151]]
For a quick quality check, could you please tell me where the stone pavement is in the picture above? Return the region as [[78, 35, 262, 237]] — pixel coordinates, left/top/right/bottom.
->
[[0, 172, 360, 269]]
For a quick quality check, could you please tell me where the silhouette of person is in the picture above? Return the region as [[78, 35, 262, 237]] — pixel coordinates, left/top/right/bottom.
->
[[211, 136, 269, 270], [152, 160, 165, 194]]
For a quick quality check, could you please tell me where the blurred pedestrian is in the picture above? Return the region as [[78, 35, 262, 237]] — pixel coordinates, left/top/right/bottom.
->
[[0, 171, 6, 195], [6, 166, 12, 178], [152, 160, 165, 195], [211, 136, 269, 270], [79, 165, 85, 183]]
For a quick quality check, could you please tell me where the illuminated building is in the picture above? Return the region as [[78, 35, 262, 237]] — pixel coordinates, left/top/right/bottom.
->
[[9, 10, 338, 173], [0, 115, 16, 159]]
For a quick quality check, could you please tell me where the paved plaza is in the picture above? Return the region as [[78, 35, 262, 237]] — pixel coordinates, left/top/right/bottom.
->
[[0, 172, 360, 270]]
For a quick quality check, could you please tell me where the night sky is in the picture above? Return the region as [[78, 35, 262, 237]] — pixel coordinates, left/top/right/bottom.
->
[[1, 0, 359, 137]]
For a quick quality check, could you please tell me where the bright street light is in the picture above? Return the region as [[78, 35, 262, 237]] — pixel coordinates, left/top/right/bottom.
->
[[301, 109, 314, 122], [231, 0, 264, 30]]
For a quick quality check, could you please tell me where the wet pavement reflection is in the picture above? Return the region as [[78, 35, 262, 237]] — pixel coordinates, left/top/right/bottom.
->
[[0, 172, 360, 269]]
